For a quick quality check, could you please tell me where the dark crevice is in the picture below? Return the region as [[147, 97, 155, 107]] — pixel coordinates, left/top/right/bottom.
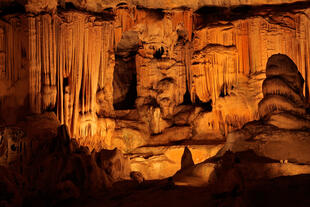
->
[[220, 83, 229, 98], [56, 4, 115, 21], [113, 30, 140, 110], [182, 88, 192, 105], [153, 47, 164, 59], [0, 2, 25, 17], [113, 68, 137, 110], [64, 2, 76, 10], [113, 55, 137, 110], [194, 96, 213, 112], [78, 75, 84, 107], [136, 7, 165, 20], [63, 77, 69, 88], [145, 97, 160, 108]]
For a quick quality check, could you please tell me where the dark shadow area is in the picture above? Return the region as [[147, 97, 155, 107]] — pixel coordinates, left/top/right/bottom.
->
[[194, 1, 310, 29], [113, 56, 137, 110], [113, 31, 139, 110], [0, 2, 25, 17], [182, 87, 192, 105], [194, 96, 212, 112], [181, 80, 212, 112], [153, 47, 164, 59], [56, 2, 115, 21], [136, 7, 165, 20]]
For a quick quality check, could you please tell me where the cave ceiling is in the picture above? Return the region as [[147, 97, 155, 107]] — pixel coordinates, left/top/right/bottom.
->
[[0, 0, 308, 13]]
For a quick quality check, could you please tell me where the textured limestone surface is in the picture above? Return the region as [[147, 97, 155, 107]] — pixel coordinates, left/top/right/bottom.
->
[[130, 143, 224, 179], [0, 0, 305, 13], [1, 1, 310, 189], [2, 5, 310, 152], [172, 54, 310, 190], [2, 2, 310, 206], [0, 2, 310, 152]]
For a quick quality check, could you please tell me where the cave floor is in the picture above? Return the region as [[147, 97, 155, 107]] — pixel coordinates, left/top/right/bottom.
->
[[62, 175, 310, 207]]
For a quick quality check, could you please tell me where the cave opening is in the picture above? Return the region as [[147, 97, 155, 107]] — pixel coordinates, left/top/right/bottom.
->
[[195, 96, 213, 112], [153, 47, 164, 59], [181, 81, 213, 112], [182, 87, 192, 105], [113, 31, 139, 110]]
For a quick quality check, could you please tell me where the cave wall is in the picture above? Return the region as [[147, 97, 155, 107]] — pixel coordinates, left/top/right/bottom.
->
[[0, 12, 116, 149], [1, 4, 310, 150], [190, 10, 310, 135]]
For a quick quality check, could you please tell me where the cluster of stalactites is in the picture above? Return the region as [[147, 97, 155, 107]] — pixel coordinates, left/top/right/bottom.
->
[[54, 13, 115, 139], [28, 15, 57, 113], [1, 13, 115, 141]]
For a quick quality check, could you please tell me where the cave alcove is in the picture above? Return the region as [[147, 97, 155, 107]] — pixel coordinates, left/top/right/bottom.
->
[[113, 31, 139, 110]]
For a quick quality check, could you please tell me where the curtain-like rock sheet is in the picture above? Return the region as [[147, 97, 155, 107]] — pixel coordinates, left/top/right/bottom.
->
[[0, 17, 29, 124], [2, 6, 310, 149], [55, 13, 115, 147], [28, 15, 57, 113], [192, 11, 310, 103], [0, 13, 115, 149], [27, 13, 115, 147], [190, 10, 310, 135]]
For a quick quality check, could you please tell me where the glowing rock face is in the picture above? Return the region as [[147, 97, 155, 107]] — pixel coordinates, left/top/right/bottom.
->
[[217, 54, 310, 165], [1, 5, 310, 153], [258, 54, 310, 129]]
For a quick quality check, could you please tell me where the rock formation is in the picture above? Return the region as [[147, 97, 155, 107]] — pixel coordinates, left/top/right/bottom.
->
[[219, 54, 310, 162], [1, 1, 310, 206], [181, 146, 195, 169], [2, 3, 310, 153], [1, 2, 310, 185], [0, 112, 131, 205], [172, 54, 310, 191], [258, 54, 310, 129]]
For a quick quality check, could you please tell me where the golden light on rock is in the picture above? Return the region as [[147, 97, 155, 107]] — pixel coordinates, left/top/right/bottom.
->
[[0, 1, 310, 206]]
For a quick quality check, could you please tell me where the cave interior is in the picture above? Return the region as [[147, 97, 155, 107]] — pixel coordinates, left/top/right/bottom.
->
[[1, 0, 310, 206]]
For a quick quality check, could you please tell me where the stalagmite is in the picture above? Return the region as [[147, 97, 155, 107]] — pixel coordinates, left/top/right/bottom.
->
[[1, 3, 310, 151], [257, 54, 310, 130], [262, 77, 304, 106], [258, 95, 306, 119], [3, 2, 310, 205]]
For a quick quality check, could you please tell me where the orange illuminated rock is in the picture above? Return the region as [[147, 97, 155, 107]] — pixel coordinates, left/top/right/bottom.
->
[[258, 54, 310, 130], [130, 143, 223, 180], [181, 146, 195, 169], [149, 126, 192, 145], [173, 151, 310, 187], [2, 0, 310, 170], [217, 54, 310, 164]]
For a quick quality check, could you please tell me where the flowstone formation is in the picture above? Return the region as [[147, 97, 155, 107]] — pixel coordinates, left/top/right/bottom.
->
[[259, 54, 310, 129], [172, 54, 310, 191], [219, 54, 310, 163], [3, 2, 310, 156], [1, 0, 310, 206]]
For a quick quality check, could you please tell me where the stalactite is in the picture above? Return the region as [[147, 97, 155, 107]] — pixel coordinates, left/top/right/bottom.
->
[[0, 12, 116, 147], [41, 15, 57, 110], [28, 16, 42, 113], [2, 6, 310, 150], [0, 27, 5, 80]]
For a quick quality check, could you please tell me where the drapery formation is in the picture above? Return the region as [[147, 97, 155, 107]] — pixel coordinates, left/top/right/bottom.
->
[[1, 7, 310, 149]]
